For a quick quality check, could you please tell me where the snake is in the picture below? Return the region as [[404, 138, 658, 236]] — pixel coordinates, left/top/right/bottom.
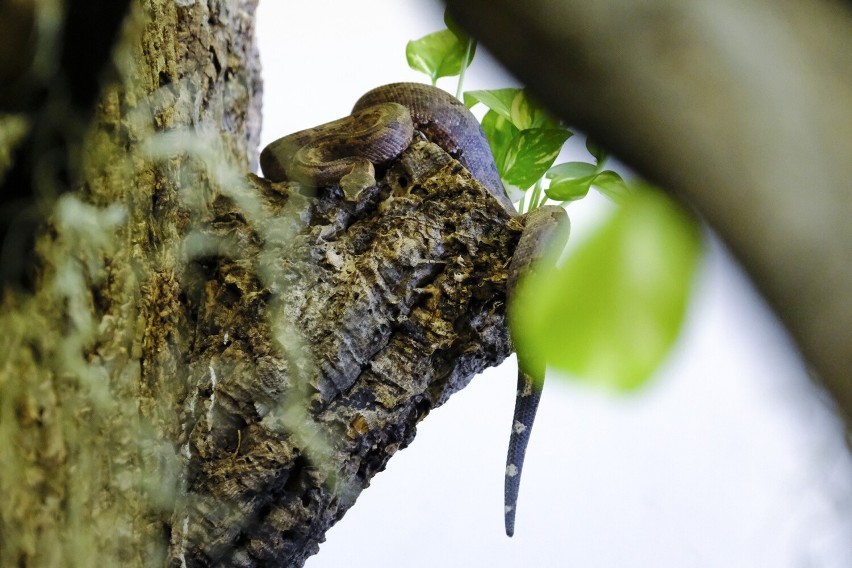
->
[[259, 83, 561, 537], [259, 82, 515, 212]]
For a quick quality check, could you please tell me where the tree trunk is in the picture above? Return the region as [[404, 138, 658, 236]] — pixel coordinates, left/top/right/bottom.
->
[[5, 1, 851, 566], [0, 0, 265, 564], [1, 1, 519, 566]]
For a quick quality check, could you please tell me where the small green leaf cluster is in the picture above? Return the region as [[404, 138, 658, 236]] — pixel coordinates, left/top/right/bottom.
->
[[464, 88, 570, 212], [545, 139, 629, 204], [406, 12, 475, 88], [407, 14, 625, 215]]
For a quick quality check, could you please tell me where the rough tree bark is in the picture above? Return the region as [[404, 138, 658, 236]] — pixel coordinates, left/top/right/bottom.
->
[[3, 1, 851, 567], [171, 140, 518, 565], [1, 0, 267, 564], [1, 1, 519, 566]]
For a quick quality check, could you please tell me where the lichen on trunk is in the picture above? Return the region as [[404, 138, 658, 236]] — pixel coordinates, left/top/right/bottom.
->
[[0, 1, 521, 566], [171, 139, 520, 566]]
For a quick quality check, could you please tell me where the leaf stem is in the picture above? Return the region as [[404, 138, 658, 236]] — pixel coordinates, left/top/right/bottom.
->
[[529, 179, 544, 210], [455, 38, 474, 100]]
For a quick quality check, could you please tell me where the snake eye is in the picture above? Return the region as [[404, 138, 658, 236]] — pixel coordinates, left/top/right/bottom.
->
[[398, 176, 410, 188]]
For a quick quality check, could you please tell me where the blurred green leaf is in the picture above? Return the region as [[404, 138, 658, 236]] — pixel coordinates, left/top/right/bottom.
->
[[592, 170, 631, 202], [502, 128, 571, 190], [545, 161, 597, 201], [510, 187, 703, 391], [406, 29, 475, 83]]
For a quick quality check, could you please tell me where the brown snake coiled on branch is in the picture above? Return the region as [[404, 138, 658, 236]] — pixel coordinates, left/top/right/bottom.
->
[[259, 82, 515, 212]]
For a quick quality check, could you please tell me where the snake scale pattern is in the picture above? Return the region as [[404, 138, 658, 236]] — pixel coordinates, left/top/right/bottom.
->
[[260, 82, 515, 212], [259, 82, 555, 537]]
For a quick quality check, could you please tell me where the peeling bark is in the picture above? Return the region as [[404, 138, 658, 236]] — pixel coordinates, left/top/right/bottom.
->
[[0, 1, 520, 565], [171, 140, 519, 566]]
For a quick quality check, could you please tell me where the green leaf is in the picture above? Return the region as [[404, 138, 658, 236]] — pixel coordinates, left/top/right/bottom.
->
[[546, 161, 598, 179], [546, 165, 632, 203], [592, 170, 631, 202], [466, 88, 562, 132], [545, 161, 597, 201], [406, 29, 475, 83], [480, 109, 519, 176], [471, 90, 571, 199], [510, 187, 703, 391], [508, 92, 553, 130], [546, 179, 594, 202], [502, 128, 571, 190], [464, 88, 520, 116], [511, 90, 562, 130], [509, 90, 537, 130]]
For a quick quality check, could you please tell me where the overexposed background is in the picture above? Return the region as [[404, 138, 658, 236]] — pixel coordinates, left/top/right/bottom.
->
[[255, 2, 852, 566]]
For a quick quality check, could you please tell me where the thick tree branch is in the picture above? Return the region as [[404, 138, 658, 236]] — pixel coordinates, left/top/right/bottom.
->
[[445, 0, 852, 424], [171, 141, 518, 565], [1, 2, 521, 564]]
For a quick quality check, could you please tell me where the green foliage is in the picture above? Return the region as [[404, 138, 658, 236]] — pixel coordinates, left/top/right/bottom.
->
[[404, 17, 702, 390], [470, 89, 571, 195], [545, 162, 629, 203], [502, 128, 571, 191], [510, 188, 703, 391], [406, 28, 475, 86], [544, 137, 630, 204], [589, 170, 631, 201], [464, 88, 561, 130], [544, 161, 598, 201]]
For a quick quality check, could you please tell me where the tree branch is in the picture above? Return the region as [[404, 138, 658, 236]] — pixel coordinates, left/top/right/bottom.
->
[[445, 0, 852, 424], [171, 141, 519, 565]]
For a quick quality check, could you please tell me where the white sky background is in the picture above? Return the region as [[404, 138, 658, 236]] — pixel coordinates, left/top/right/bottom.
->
[[255, 2, 852, 566]]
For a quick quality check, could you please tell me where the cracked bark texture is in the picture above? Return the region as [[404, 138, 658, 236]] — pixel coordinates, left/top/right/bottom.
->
[[1, 1, 519, 566], [171, 140, 518, 566], [1, 0, 265, 565]]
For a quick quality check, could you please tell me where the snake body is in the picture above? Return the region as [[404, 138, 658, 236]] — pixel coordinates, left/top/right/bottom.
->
[[259, 101, 414, 197], [260, 83, 558, 537], [352, 83, 513, 212], [503, 205, 570, 537], [260, 83, 514, 211]]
